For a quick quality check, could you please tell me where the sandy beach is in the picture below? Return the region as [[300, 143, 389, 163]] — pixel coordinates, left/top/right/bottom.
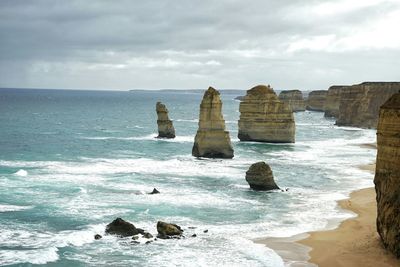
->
[[258, 162, 400, 266]]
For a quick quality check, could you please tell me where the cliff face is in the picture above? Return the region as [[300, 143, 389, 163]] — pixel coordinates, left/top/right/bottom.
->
[[306, 90, 327, 111], [374, 92, 400, 257], [278, 90, 306, 112], [156, 102, 175, 138], [238, 85, 295, 143], [324, 85, 348, 118], [192, 87, 234, 158], [336, 82, 400, 128]]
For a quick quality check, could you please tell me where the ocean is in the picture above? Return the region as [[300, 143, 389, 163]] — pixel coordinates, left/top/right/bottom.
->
[[0, 88, 376, 266]]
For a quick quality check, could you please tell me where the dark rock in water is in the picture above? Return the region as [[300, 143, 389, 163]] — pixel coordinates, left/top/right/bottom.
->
[[188, 226, 196, 229], [191, 234, 197, 237], [105, 218, 140, 237], [203, 229, 208, 233], [374, 92, 400, 257], [246, 162, 280, 191], [157, 221, 183, 238], [136, 228, 145, 235], [143, 232, 153, 239], [132, 235, 139, 240], [145, 240, 153, 244], [94, 234, 102, 240], [131, 240, 140, 245], [148, 188, 160, 194]]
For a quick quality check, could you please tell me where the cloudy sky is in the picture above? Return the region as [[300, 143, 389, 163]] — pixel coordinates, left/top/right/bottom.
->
[[0, 0, 399, 90]]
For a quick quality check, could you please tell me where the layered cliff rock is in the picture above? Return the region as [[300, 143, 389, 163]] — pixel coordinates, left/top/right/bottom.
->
[[324, 85, 347, 118], [278, 90, 306, 112], [192, 87, 234, 158], [306, 90, 327, 111], [246, 162, 279, 191], [336, 82, 400, 128], [238, 85, 295, 143], [374, 92, 400, 257], [156, 102, 175, 138]]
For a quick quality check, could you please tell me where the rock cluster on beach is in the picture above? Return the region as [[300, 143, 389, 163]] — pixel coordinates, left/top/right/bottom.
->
[[374, 92, 400, 258], [278, 90, 306, 112], [324, 85, 348, 118], [306, 90, 327, 111], [246, 162, 280, 191], [192, 87, 234, 158], [156, 102, 176, 138], [238, 85, 295, 143], [336, 82, 400, 128]]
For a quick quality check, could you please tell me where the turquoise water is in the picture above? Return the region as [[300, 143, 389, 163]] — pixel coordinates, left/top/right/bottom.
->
[[0, 89, 376, 266]]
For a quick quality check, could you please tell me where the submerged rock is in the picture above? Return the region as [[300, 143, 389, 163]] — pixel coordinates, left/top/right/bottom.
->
[[306, 90, 327, 111], [148, 188, 160, 194], [157, 221, 183, 238], [278, 90, 306, 112], [336, 82, 400, 128], [238, 85, 295, 143], [245, 162, 280, 191], [324, 85, 348, 118], [374, 92, 400, 257], [94, 234, 102, 240], [192, 87, 234, 158], [105, 218, 140, 237], [156, 102, 176, 138]]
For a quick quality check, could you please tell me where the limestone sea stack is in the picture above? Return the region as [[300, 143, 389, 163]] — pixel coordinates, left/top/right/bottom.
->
[[238, 85, 295, 143], [324, 85, 348, 118], [306, 90, 327, 111], [192, 87, 234, 158], [246, 162, 279, 191], [156, 102, 175, 138], [336, 82, 400, 128], [278, 90, 306, 112], [374, 92, 400, 257]]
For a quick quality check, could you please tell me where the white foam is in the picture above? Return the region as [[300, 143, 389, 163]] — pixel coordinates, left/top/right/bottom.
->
[[0, 204, 32, 212], [15, 169, 28, 176], [0, 247, 59, 265]]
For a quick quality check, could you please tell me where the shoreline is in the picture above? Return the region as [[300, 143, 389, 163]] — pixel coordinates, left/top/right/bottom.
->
[[257, 161, 400, 266]]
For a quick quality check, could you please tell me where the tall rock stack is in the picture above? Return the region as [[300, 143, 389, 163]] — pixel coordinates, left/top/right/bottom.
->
[[238, 85, 295, 143], [374, 92, 400, 257], [324, 85, 347, 118], [336, 82, 400, 128], [156, 102, 175, 138], [278, 90, 306, 112], [192, 87, 234, 158], [306, 90, 327, 111]]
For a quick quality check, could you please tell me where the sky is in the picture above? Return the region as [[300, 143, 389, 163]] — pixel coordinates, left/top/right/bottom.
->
[[0, 0, 399, 90]]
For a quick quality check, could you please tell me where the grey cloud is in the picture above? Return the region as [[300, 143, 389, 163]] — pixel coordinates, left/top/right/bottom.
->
[[0, 0, 399, 89]]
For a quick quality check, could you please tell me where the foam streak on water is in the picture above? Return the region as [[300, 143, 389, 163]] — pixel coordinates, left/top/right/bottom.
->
[[0, 89, 377, 266]]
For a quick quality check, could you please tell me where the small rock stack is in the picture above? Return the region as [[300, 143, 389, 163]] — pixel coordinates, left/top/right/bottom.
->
[[156, 102, 175, 138], [306, 90, 327, 111]]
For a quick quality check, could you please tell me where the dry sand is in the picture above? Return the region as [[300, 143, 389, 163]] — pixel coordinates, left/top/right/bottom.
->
[[299, 187, 399, 267]]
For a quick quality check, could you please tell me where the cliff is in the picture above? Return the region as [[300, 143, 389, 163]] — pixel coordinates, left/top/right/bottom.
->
[[336, 82, 400, 128], [306, 90, 327, 111], [278, 90, 306, 112], [238, 85, 295, 143], [156, 102, 175, 138], [324, 85, 348, 118], [374, 92, 400, 258], [192, 87, 234, 158]]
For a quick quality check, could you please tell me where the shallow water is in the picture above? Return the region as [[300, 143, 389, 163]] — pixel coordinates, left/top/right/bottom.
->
[[0, 89, 376, 266]]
